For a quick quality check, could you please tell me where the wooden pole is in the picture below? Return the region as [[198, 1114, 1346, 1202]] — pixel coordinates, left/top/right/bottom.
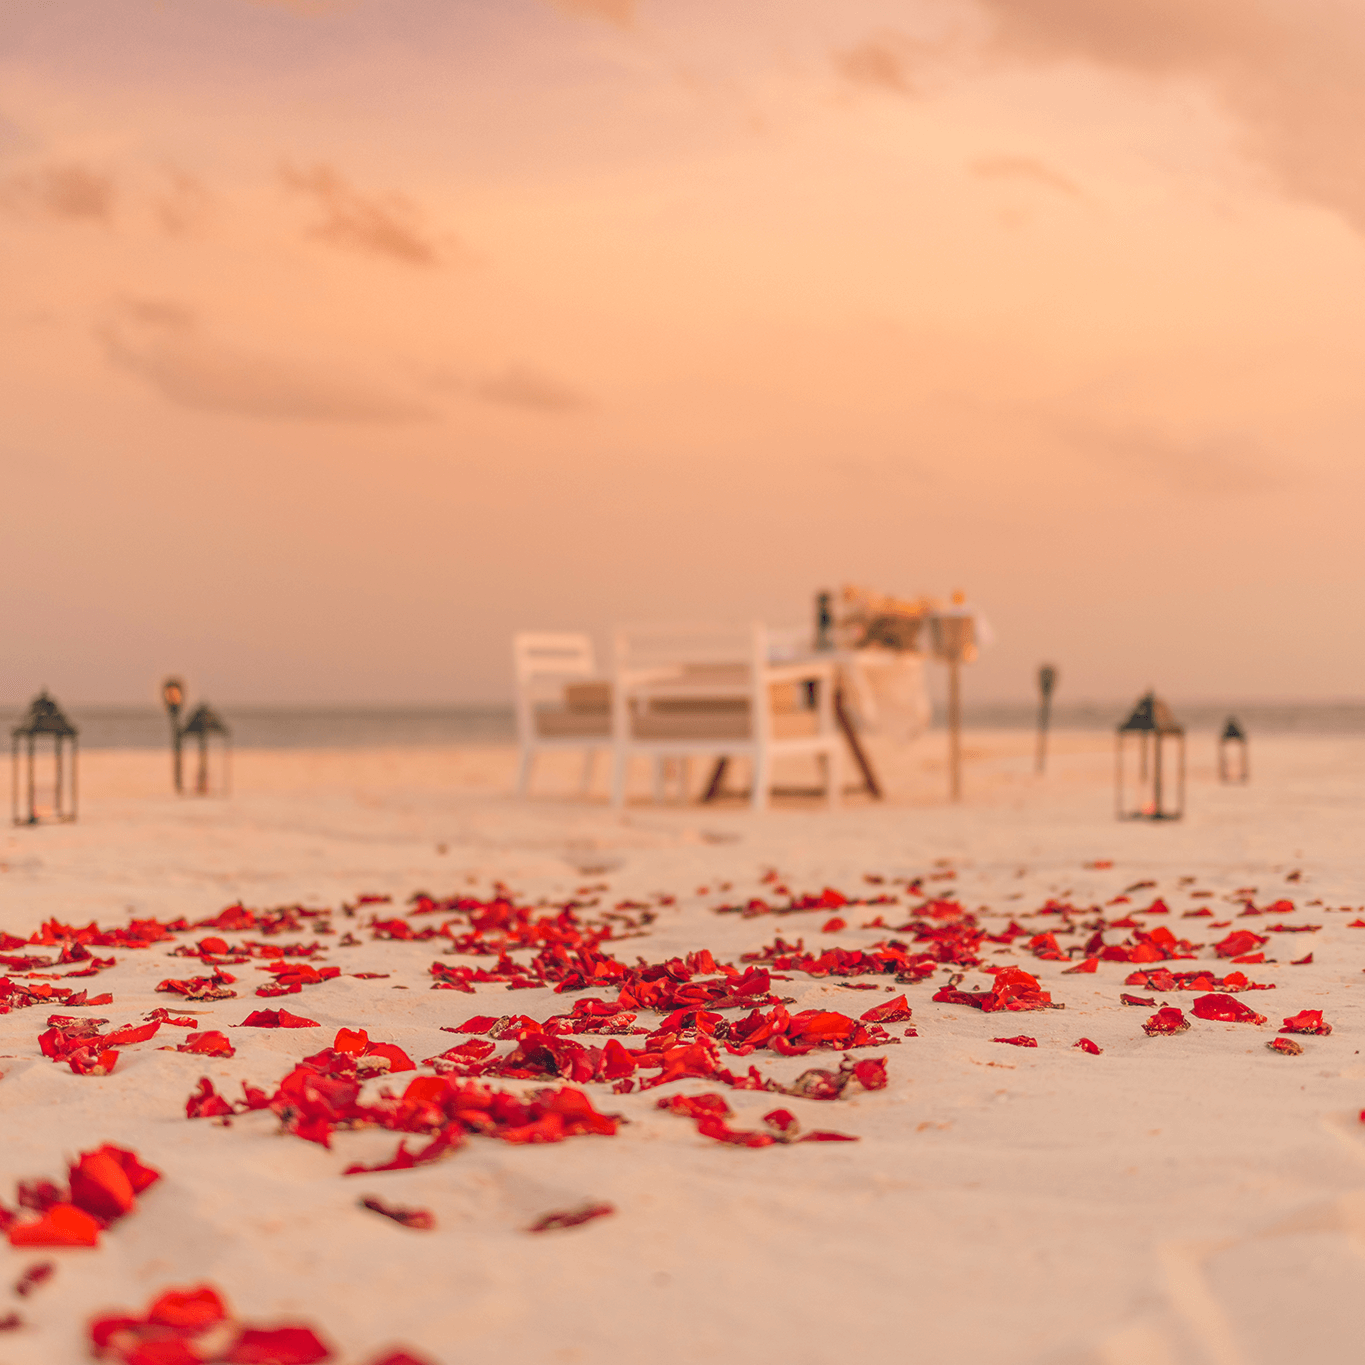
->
[[948, 658, 962, 803], [1035, 664, 1056, 775]]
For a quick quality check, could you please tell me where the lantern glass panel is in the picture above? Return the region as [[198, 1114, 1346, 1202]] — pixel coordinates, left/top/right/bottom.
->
[[1114, 692, 1185, 821], [10, 693, 79, 825], [1219, 737, 1249, 783]]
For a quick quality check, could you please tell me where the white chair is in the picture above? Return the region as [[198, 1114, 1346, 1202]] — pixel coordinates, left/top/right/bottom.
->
[[512, 633, 612, 798], [608, 622, 841, 811]]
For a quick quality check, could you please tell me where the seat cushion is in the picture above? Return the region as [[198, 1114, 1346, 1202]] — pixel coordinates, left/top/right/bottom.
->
[[534, 707, 611, 739]]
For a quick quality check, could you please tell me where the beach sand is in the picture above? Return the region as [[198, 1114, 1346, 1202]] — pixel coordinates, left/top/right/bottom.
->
[[1, 730, 1362, 1364]]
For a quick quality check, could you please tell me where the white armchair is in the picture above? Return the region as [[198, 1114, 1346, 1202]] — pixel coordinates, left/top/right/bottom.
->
[[512, 632, 612, 798], [608, 622, 841, 811]]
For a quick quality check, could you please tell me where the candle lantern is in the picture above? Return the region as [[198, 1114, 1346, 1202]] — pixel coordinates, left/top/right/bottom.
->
[[1218, 716, 1248, 784], [929, 603, 978, 803], [162, 676, 185, 794], [1115, 691, 1184, 821], [10, 691, 79, 825], [180, 703, 231, 797]]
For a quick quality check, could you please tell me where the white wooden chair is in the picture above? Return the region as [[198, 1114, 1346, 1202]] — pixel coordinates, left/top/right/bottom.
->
[[512, 633, 612, 798], [608, 622, 841, 811]]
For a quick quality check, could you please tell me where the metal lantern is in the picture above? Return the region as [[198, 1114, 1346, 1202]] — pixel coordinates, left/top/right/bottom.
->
[[162, 675, 186, 794], [1219, 716, 1248, 784], [10, 691, 79, 825], [1115, 691, 1185, 821], [181, 703, 231, 797]]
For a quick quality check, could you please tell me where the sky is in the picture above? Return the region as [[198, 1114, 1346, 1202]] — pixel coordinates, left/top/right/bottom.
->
[[2, 0, 1364, 707]]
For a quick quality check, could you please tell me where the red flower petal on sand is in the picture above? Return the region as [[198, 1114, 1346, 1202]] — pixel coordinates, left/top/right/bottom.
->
[[147, 1283, 229, 1328], [859, 995, 911, 1024], [177, 1031, 235, 1057], [8, 1204, 101, 1247], [1062, 957, 1099, 974], [238, 1010, 319, 1028], [763, 1108, 799, 1133], [361, 1043, 415, 1074], [95, 1145, 160, 1195], [366, 1355, 438, 1365], [1290, 953, 1313, 965], [1267, 1037, 1302, 1055], [186, 1077, 235, 1119], [1213, 930, 1269, 959], [103, 1021, 160, 1047], [527, 1202, 615, 1233], [1191, 993, 1267, 1025], [821, 917, 847, 933], [224, 1325, 333, 1363], [332, 1028, 369, 1054], [68, 1048, 119, 1076], [1279, 1009, 1331, 1036], [67, 1151, 136, 1222], [360, 1197, 435, 1230], [15, 1262, 54, 1297], [992, 1035, 1037, 1047], [1073, 1038, 1102, 1054], [1142, 1007, 1190, 1036], [1121, 993, 1156, 1007], [657, 1094, 732, 1119]]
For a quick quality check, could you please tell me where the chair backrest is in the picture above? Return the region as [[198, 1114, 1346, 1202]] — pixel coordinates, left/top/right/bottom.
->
[[611, 622, 770, 737], [512, 633, 597, 743]]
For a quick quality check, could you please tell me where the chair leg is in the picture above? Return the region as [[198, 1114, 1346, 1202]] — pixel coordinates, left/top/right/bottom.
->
[[679, 757, 691, 803], [751, 751, 771, 811], [516, 747, 534, 797], [825, 745, 841, 810], [580, 749, 595, 796], [610, 749, 628, 809], [652, 756, 667, 805]]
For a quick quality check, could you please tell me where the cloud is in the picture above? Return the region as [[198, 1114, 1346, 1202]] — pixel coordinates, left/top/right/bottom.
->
[[543, 0, 634, 27], [974, 0, 1365, 233], [1, 162, 115, 224], [153, 168, 212, 237], [475, 365, 588, 414], [1055, 415, 1289, 497], [970, 154, 1080, 196], [833, 31, 924, 95], [98, 299, 433, 423], [280, 162, 442, 266]]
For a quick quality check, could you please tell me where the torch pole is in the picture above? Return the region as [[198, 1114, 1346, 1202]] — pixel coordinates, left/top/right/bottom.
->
[[948, 657, 962, 803]]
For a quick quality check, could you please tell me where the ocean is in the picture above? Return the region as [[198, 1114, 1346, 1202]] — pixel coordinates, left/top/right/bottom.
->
[[2, 701, 1363, 750]]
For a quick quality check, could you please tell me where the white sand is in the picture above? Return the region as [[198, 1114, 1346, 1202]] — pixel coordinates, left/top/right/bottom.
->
[[1, 731, 1363, 1364]]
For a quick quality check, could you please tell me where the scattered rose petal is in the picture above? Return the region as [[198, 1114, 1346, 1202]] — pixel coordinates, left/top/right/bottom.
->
[[8, 1204, 101, 1247], [238, 1010, 320, 1029], [360, 1196, 435, 1230], [1267, 1037, 1302, 1055], [1191, 993, 1267, 1025], [527, 1202, 615, 1232], [1073, 1038, 1102, 1055], [1142, 1007, 1190, 1036], [1279, 1010, 1331, 1036]]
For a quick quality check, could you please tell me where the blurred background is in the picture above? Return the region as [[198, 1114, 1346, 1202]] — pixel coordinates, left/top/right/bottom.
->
[[2, 0, 1363, 712]]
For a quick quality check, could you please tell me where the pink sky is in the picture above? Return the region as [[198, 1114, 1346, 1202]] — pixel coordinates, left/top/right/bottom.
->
[[2, 0, 1363, 706]]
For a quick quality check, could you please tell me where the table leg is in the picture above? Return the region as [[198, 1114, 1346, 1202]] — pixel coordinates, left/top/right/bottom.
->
[[701, 757, 729, 802], [835, 686, 882, 799]]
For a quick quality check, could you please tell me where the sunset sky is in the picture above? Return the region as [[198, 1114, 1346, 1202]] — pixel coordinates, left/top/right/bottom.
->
[[2, 0, 1363, 707]]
